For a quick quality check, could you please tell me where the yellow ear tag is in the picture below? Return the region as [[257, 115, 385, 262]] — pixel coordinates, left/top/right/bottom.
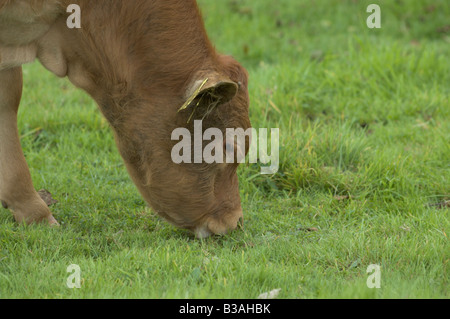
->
[[178, 78, 209, 113]]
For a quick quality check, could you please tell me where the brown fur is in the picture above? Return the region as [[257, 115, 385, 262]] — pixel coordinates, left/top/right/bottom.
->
[[0, 0, 250, 237]]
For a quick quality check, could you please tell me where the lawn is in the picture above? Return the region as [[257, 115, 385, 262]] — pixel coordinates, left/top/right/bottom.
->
[[0, 0, 448, 299]]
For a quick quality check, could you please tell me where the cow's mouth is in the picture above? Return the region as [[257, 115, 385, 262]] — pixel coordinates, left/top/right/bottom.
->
[[194, 225, 213, 239]]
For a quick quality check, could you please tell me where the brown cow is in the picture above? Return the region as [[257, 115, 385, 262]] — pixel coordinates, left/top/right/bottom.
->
[[0, 0, 251, 238]]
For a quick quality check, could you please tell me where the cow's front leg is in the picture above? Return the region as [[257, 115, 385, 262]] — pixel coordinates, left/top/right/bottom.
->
[[0, 67, 57, 225]]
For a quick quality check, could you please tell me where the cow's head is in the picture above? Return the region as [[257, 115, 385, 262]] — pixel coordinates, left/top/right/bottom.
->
[[115, 55, 250, 238]]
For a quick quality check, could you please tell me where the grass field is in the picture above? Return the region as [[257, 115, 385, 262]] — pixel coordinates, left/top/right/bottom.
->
[[0, 0, 449, 299]]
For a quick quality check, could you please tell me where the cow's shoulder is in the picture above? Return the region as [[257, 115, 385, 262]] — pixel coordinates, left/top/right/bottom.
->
[[0, 0, 63, 46], [0, 1, 67, 72]]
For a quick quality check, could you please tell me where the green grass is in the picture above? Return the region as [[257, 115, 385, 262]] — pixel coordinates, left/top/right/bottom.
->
[[0, 0, 449, 299]]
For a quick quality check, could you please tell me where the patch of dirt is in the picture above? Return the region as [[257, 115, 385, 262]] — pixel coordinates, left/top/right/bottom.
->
[[37, 189, 58, 207]]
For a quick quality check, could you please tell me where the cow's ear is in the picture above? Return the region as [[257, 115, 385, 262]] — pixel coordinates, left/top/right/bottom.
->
[[179, 75, 238, 114]]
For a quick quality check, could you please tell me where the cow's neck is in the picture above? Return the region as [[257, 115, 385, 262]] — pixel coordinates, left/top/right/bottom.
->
[[58, 0, 217, 118]]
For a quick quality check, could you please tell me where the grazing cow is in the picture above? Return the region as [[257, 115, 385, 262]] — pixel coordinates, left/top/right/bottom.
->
[[0, 0, 251, 238]]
